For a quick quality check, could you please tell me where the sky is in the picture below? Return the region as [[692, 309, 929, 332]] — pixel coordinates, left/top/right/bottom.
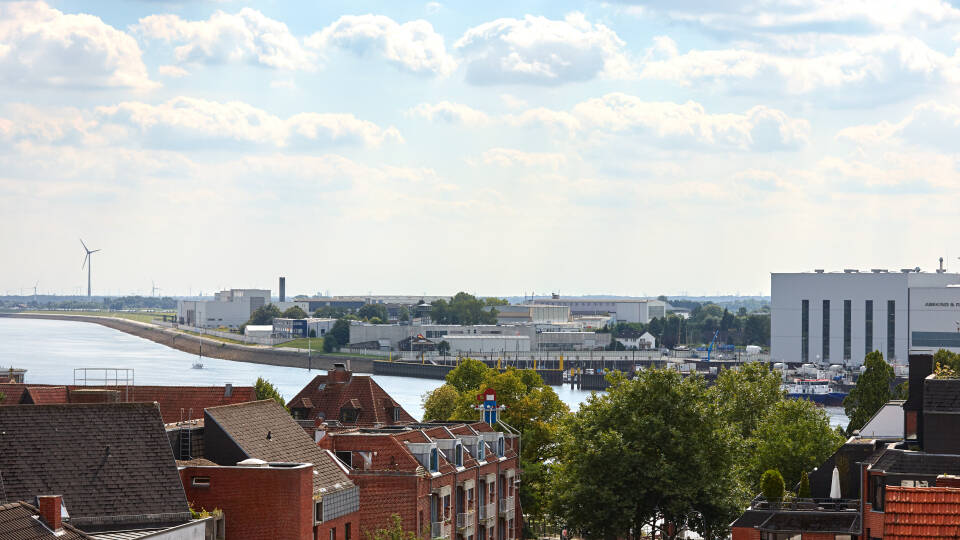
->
[[2, 0, 960, 298]]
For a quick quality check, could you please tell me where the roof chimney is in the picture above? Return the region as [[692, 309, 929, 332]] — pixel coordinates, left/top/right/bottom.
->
[[328, 363, 351, 384], [224, 383, 233, 397], [279, 277, 286, 303], [36, 495, 62, 531]]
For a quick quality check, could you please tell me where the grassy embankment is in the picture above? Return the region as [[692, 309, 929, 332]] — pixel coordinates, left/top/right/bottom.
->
[[19, 310, 173, 324], [274, 337, 325, 351]]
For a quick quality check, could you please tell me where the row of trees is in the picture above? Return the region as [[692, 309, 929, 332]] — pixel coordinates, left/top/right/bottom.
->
[[601, 306, 770, 349], [420, 360, 844, 539], [430, 293, 505, 325], [2, 295, 179, 311]]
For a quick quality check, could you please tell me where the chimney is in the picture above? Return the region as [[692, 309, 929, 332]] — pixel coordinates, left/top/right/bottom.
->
[[328, 363, 351, 384], [904, 353, 934, 442], [37, 495, 62, 531], [279, 277, 286, 303], [938, 475, 960, 488], [224, 383, 233, 397]]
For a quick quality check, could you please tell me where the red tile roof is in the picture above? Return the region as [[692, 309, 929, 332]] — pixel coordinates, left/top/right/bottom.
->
[[23, 386, 69, 404], [884, 486, 960, 538], [0, 384, 30, 405], [288, 370, 416, 425]]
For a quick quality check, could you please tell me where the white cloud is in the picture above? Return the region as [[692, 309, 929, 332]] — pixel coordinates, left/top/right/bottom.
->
[[837, 102, 960, 152], [515, 93, 809, 150], [408, 101, 491, 126], [455, 12, 632, 85], [0, 1, 155, 90], [0, 98, 402, 150], [481, 148, 567, 169], [639, 35, 960, 102], [158, 65, 189, 78], [622, 0, 960, 34], [307, 15, 456, 76], [134, 8, 314, 70], [425, 2, 443, 15]]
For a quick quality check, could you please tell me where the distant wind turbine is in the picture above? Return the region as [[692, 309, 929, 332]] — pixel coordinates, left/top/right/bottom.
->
[[80, 239, 101, 297], [33, 281, 38, 305], [152, 281, 161, 297]]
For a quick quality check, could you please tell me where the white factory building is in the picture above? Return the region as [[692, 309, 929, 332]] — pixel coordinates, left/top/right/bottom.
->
[[177, 288, 308, 329], [771, 268, 960, 365], [534, 296, 667, 324]]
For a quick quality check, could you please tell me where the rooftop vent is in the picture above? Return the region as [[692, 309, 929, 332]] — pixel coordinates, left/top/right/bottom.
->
[[814, 269, 825, 273], [237, 458, 268, 467], [901, 268, 914, 273], [844, 269, 859, 273], [871, 269, 888, 273]]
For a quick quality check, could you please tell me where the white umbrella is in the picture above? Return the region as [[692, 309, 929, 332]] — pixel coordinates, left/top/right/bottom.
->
[[830, 466, 841, 499]]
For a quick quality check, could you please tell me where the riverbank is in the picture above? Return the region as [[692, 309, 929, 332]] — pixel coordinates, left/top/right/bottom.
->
[[0, 312, 375, 373]]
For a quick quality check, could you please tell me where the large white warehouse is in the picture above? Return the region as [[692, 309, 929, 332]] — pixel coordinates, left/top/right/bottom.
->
[[771, 268, 960, 365]]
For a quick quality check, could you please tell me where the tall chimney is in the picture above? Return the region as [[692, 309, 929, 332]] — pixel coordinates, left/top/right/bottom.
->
[[37, 495, 62, 531], [279, 277, 286, 302], [328, 363, 351, 384]]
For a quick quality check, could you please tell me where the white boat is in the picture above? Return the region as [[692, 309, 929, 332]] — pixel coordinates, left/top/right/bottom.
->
[[781, 378, 846, 405]]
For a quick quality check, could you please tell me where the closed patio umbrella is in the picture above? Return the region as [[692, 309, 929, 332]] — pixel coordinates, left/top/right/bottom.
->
[[830, 466, 841, 499]]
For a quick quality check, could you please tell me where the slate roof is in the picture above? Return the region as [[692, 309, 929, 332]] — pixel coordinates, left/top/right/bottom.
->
[[0, 403, 191, 531], [871, 448, 960, 476], [922, 378, 960, 412], [884, 486, 960, 538], [288, 372, 416, 425], [0, 501, 91, 540], [730, 510, 772, 528], [204, 400, 354, 495]]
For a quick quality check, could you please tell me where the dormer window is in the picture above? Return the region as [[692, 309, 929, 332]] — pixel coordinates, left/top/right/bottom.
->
[[455, 443, 463, 467], [392, 407, 400, 422], [497, 437, 504, 457], [430, 448, 439, 472], [341, 407, 359, 423]]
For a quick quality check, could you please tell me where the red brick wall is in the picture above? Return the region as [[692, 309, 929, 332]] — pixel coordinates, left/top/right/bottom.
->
[[802, 534, 836, 540], [730, 528, 760, 540], [180, 464, 314, 540], [317, 511, 360, 540]]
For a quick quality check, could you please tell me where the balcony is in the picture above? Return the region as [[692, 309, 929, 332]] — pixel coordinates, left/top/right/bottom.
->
[[457, 511, 475, 533], [743, 497, 862, 537], [499, 496, 515, 516], [478, 502, 496, 522], [749, 496, 859, 512], [431, 521, 449, 539]]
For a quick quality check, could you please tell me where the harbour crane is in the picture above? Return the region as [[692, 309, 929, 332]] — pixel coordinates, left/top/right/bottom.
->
[[706, 329, 720, 362]]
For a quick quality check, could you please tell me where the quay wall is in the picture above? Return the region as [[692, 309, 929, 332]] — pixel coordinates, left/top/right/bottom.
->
[[0, 313, 374, 373]]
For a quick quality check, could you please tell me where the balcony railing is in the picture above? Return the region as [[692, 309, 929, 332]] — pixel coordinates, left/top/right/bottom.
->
[[499, 496, 515, 516], [750, 496, 860, 512], [431, 521, 449, 539], [457, 511, 475, 531], [479, 502, 496, 521]]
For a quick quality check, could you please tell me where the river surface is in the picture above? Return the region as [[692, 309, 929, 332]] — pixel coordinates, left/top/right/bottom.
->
[[0, 317, 848, 427]]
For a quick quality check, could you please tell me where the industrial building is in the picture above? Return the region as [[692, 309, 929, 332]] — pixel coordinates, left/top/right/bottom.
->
[[534, 296, 667, 324], [272, 317, 338, 339], [771, 267, 960, 365], [177, 288, 308, 329], [348, 323, 610, 352], [493, 304, 570, 324], [299, 295, 450, 313]]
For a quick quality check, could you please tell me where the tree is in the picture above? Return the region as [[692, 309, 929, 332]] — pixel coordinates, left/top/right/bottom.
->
[[430, 292, 498, 325], [314, 306, 347, 318], [245, 304, 282, 327], [551, 370, 745, 540], [308, 329, 317, 338], [712, 363, 785, 439], [365, 514, 419, 540], [484, 297, 509, 306], [843, 350, 896, 433], [398, 306, 410, 322], [254, 377, 285, 407], [422, 384, 459, 421], [934, 348, 960, 374], [761, 470, 785, 501], [437, 340, 450, 357], [281, 306, 307, 319], [358, 303, 388, 322], [445, 358, 488, 393], [798, 471, 811, 499], [323, 334, 338, 353], [749, 399, 845, 492], [330, 319, 350, 349]]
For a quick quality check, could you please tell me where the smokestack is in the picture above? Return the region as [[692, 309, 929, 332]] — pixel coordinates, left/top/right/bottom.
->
[[279, 277, 286, 302], [37, 495, 62, 531]]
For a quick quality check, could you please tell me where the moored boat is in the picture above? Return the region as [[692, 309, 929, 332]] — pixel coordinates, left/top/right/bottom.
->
[[782, 378, 847, 406]]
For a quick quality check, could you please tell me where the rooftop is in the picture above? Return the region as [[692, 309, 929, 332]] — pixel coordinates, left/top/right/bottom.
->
[[288, 367, 416, 426], [0, 501, 91, 540], [884, 486, 960, 538]]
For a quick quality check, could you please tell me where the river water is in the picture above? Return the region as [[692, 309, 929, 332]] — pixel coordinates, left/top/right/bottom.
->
[[0, 318, 848, 427]]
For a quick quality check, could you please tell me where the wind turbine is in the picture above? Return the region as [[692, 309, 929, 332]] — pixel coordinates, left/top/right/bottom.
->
[[32, 281, 38, 305], [152, 281, 161, 297], [80, 239, 100, 297]]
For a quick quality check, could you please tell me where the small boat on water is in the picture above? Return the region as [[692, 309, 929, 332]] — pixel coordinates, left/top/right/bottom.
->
[[782, 378, 847, 406], [192, 360, 204, 369]]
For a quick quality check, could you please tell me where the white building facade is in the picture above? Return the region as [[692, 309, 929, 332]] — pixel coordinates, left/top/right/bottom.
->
[[771, 270, 960, 365], [535, 297, 667, 323], [178, 288, 270, 329]]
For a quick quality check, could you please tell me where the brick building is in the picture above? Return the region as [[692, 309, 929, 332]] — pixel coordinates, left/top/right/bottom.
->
[[177, 400, 360, 540], [316, 420, 522, 540], [0, 382, 255, 421], [288, 364, 417, 426], [731, 352, 960, 540], [0, 499, 92, 539]]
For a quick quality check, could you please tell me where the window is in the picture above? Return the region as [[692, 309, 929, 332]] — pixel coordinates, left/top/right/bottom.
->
[[430, 448, 439, 472], [887, 300, 896, 361], [330, 528, 336, 540], [865, 300, 873, 357], [843, 300, 851, 361], [871, 476, 885, 511], [822, 300, 830, 361], [456, 444, 463, 466], [801, 300, 809, 362], [315, 501, 323, 524], [497, 437, 504, 457], [392, 407, 400, 422], [191, 476, 210, 487], [335, 451, 353, 468], [346, 523, 351, 540], [340, 407, 359, 423], [443, 495, 451, 518]]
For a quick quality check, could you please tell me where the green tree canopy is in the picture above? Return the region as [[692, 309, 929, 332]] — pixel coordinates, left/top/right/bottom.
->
[[843, 350, 896, 433], [934, 348, 960, 375], [358, 303, 389, 322], [245, 304, 282, 327], [281, 306, 307, 319], [430, 292, 498, 325], [761, 470, 785, 501], [798, 471, 811, 499], [551, 370, 745, 540], [749, 399, 845, 492], [422, 384, 458, 422], [712, 362, 785, 439], [254, 377, 285, 407], [313, 306, 347, 318], [329, 319, 350, 349]]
